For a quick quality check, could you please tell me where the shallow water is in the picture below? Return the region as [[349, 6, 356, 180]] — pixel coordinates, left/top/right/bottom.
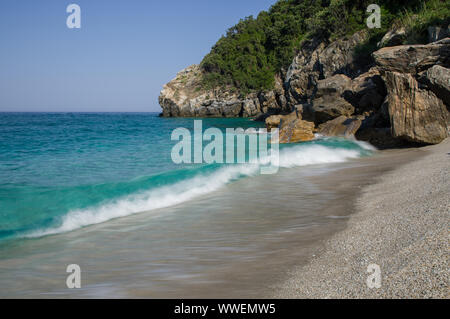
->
[[0, 160, 376, 298], [0, 113, 380, 298], [0, 113, 372, 241]]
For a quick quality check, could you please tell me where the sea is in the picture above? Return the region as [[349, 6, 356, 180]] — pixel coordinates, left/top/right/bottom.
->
[[0, 112, 376, 297]]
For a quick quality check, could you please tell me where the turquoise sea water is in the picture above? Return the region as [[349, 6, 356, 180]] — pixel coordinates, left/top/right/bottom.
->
[[0, 113, 374, 243]]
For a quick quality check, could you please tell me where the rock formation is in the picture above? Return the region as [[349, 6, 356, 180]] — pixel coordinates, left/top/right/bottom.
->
[[159, 27, 450, 147], [372, 38, 450, 74], [159, 66, 289, 118], [317, 116, 362, 138], [378, 27, 406, 48], [383, 71, 448, 145], [277, 111, 315, 144], [418, 65, 450, 107], [284, 30, 369, 106], [373, 39, 450, 145]]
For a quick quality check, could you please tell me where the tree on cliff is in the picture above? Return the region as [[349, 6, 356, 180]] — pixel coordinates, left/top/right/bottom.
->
[[200, 0, 449, 94]]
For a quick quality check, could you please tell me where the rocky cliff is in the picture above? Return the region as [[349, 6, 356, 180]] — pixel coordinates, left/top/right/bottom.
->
[[159, 65, 289, 118], [159, 27, 450, 147], [159, 30, 371, 118]]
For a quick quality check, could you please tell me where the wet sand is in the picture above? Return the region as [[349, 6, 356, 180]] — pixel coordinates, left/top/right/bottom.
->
[[0, 144, 432, 298], [273, 139, 449, 299]]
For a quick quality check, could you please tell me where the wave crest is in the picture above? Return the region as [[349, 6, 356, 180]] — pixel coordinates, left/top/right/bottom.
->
[[27, 140, 373, 238]]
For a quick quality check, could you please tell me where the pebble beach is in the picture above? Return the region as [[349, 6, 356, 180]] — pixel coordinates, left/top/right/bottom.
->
[[274, 139, 449, 299]]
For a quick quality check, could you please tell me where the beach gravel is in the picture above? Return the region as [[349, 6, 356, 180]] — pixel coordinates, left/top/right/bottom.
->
[[274, 139, 449, 299]]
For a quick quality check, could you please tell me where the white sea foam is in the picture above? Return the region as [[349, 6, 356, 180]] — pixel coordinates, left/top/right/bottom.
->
[[352, 138, 378, 151], [27, 142, 371, 238]]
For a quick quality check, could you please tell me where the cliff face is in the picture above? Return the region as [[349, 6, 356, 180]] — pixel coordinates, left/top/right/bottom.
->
[[159, 65, 289, 118], [160, 65, 244, 117], [159, 27, 450, 146], [159, 30, 371, 119]]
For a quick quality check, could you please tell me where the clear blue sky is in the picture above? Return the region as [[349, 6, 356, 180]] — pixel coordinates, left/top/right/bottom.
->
[[0, 0, 275, 112]]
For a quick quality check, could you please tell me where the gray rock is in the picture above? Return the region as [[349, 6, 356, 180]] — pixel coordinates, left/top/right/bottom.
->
[[159, 64, 281, 118], [317, 115, 362, 137], [419, 65, 450, 107], [342, 68, 386, 112], [428, 26, 449, 43], [312, 96, 355, 124], [285, 30, 369, 104], [222, 101, 243, 117], [242, 99, 261, 117], [318, 30, 369, 78], [315, 74, 352, 99], [378, 27, 406, 48]]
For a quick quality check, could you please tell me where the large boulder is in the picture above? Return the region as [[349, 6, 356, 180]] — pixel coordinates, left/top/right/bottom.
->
[[418, 65, 450, 107], [315, 74, 352, 99], [305, 69, 385, 130], [384, 71, 449, 144], [317, 116, 362, 137], [278, 111, 315, 143], [311, 96, 355, 124], [222, 101, 243, 118], [342, 68, 386, 112], [310, 75, 356, 124], [373, 38, 450, 74], [265, 115, 282, 130]]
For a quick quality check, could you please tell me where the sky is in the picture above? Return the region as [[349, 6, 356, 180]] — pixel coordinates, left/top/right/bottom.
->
[[0, 0, 276, 112]]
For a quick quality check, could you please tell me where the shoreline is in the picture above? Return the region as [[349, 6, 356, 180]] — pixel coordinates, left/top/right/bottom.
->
[[0, 138, 447, 298], [273, 139, 449, 298], [0, 139, 415, 298]]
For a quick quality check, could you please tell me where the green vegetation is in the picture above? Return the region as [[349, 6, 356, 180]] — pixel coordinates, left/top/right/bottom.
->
[[400, 0, 450, 44], [200, 0, 449, 93]]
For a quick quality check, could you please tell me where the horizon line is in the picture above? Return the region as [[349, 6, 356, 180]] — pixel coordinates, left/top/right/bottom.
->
[[0, 111, 162, 113]]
